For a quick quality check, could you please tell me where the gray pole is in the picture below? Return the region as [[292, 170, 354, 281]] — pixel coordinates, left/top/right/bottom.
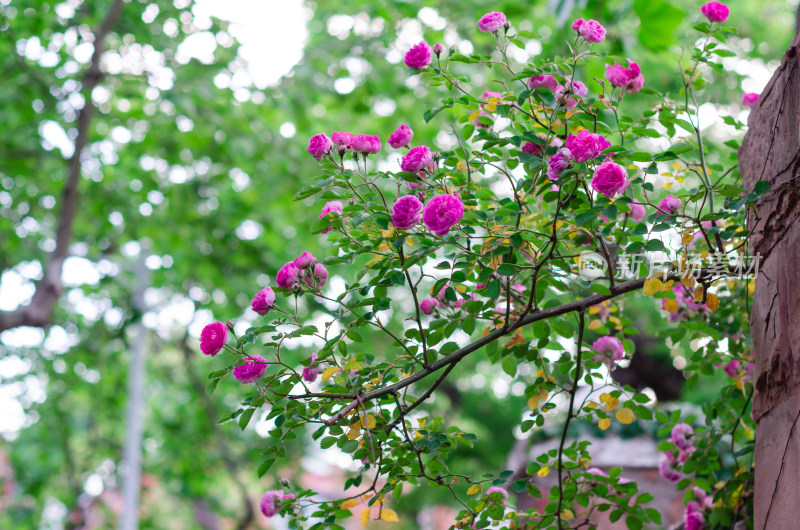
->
[[121, 249, 150, 530]]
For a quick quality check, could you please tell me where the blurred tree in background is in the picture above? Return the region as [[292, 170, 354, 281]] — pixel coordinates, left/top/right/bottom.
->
[[0, 0, 793, 528]]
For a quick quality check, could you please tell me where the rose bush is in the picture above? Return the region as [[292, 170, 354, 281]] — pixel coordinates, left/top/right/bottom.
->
[[200, 3, 764, 527]]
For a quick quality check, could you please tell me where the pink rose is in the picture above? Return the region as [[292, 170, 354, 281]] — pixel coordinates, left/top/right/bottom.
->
[[303, 263, 328, 288], [528, 74, 559, 91], [742, 92, 759, 107], [319, 200, 344, 234], [486, 486, 508, 503], [658, 459, 682, 483], [723, 359, 741, 378], [657, 195, 682, 215], [404, 41, 433, 69], [684, 501, 705, 530], [233, 355, 267, 384], [388, 124, 414, 148], [437, 284, 455, 305], [478, 11, 506, 33], [591, 160, 628, 198], [353, 134, 382, 154], [423, 194, 465, 236], [605, 60, 644, 93], [200, 321, 228, 356], [400, 145, 433, 173], [302, 353, 320, 383], [629, 203, 646, 223], [306, 133, 332, 161], [521, 141, 544, 157], [251, 287, 276, 316], [670, 423, 694, 451], [554, 80, 587, 110], [571, 19, 585, 31], [592, 335, 624, 365], [701, 1, 729, 23], [276, 261, 300, 290], [547, 151, 571, 181], [331, 131, 354, 148], [260, 489, 287, 517], [565, 130, 611, 163], [294, 251, 317, 269], [420, 297, 439, 315], [391, 195, 424, 230], [576, 19, 606, 43], [433, 43, 443, 55]]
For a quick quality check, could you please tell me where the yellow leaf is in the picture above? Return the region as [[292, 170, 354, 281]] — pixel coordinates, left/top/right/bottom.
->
[[456, 161, 466, 172], [643, 278, 664, 295], [405, 237, 414, 248], [693, 287, 705, 303], [664, 299, 679, 313], [562, 509, 575, 520], [347, 425, 362, 440], [605, 397, 619, 411], [381, 228, 395, 239], [537, 465, 550, 477], [467, 485, 482, 495], [485, 99, 498, 112], [361, 508, 371, 527], [364, 414, 377, 429], [598, 417, 611, 430], [456, 284, 467, 293], [380, 508, 400, 523], [616, 408, 635, 424], [664, 182, 673, 190], [527, 395, 540, 410], [682, 232, 695, 245], [672, 162, 682, 170], [322, 367, 339, 382], [342, 498, 362, 510], [586, 401, 598, 410], [343, 361, 363, 371], [681, 275, 696, 288], [468, 109, 482, 122], [599, 393, 610, 403], [588, 319, 602, 330], [539, 388, 549, 401], [706, 293, 719, 310]]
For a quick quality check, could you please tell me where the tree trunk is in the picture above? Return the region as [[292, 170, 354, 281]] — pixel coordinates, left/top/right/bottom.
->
[[739, 30, 800, 530]]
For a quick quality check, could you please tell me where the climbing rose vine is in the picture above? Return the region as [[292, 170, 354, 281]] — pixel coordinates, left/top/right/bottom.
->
[[201, 3, 764, 528]]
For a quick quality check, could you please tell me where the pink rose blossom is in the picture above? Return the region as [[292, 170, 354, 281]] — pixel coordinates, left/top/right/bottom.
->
[[391, 195, 424, 230], [670, 423, 694, 451], [294, 251, 317, 269], [353, 134, 382, 154], [724, 359, 741, 378], [684, 501, 705, 530], [433, 43, 443, 55], [629, 203, 646, 223], [303, 263, 328, 288], [586, 467, 609, 478], [404, 41, 433, 69], [276, 262, 300, 290], [319, 200, 344, 234], [658, 459, 682, 483], [555, 80, 588, 110], [420, 297, 439, 315], [251, 287, 276, 316], [576, 19, 606, 43], [423, 194, 465, 236], [565, 130, 611, 163], [547, 151, 571, 181], [260, 489, 287, 517], [306, 134, 332, 161], [200, 321, 228, 356], [388, 124, 414, 148], [657, 195, 682, 215], [592, 335, 624, 365], [571, 19, 585, 31], [605, 60, 644, 93], [401, 145, 433, 173], [331, 131, 354, 148], [591, 160, 628, 198], [486, 486, 508, 503], [528, 74, 559, 91], [302, 353, 320, 383], [701, 1, 729, 23], [233, 356, 267, 384], [742, 92, 759, 107], [521, 141, 543, 156], [454, 294, 479, 310], [745, 362, 755, 382], [478, 12, 507, 33]]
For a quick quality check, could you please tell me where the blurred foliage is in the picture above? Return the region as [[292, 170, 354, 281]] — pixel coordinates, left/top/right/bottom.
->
[[0, 0, 792, 528]]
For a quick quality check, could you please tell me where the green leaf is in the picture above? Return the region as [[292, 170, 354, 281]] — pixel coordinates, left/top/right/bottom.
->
[[238, 408, 255, 431], [633, 0, 686, 50]]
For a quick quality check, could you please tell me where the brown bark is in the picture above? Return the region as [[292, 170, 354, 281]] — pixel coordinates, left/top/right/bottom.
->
[[739, 31, 800, 530]]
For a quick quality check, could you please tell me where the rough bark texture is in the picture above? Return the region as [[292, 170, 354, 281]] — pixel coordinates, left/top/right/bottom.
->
[[739, 31, 800, 530]]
